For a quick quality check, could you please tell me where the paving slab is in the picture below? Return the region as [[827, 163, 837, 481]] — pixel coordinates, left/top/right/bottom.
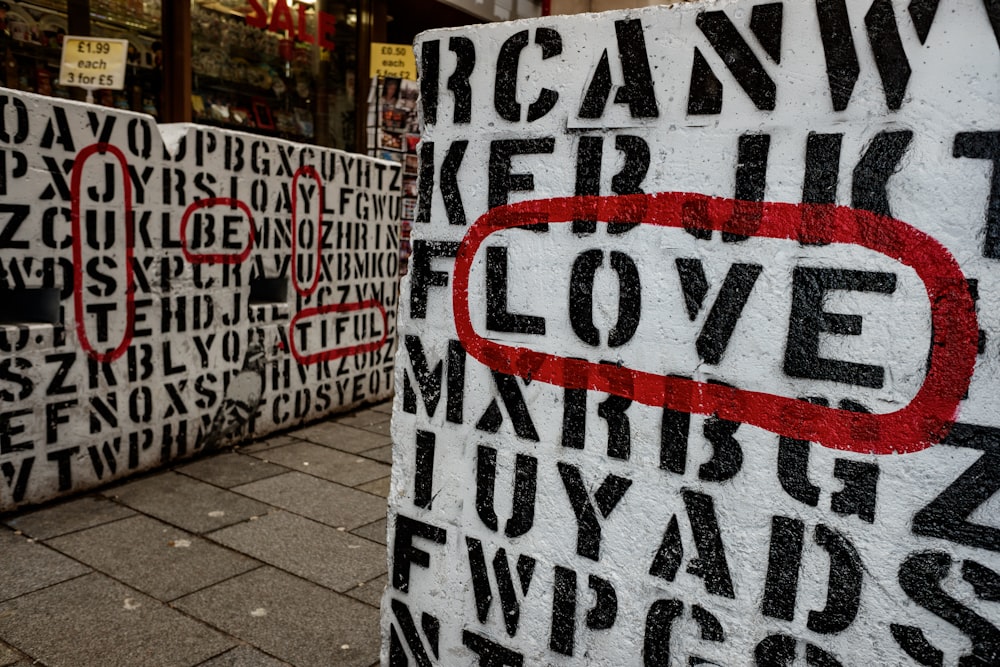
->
[[369, 401, 393, 415], [46, 515, 260, 601], [0, 641, 24, 667], [232, 472, 386, 530], [237, 434, 302, 454], [103, 472, 270, 534], [175, 567, 380, 667], [4, 495, 135, 540], [355, 476, 391, 497], [208, 511, 386, 592], [0, 573, 234, 667], [360, 444, 393, 464], [197, 644, 289, 666], [0, 528, 90, 602], [177, 453, 285, 489], [350, 518, 387, 546], [332, 409, 391, 431], [344, 574, 387, 608], [248, 441, 390, 487], [291, 421, 391, 454]]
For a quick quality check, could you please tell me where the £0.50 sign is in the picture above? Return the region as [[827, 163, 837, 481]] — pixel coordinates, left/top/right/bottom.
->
[[370, 42, 416, 80], [59, 37, 129, 92]]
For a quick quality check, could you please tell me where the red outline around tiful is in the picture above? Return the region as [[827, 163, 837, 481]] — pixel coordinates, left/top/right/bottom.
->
[[288, 299, 388, 365], [179, 198, 255, 264], [452, 193, 979, 455], [291, 165, 324, 297], [71, 142, 134, 363]]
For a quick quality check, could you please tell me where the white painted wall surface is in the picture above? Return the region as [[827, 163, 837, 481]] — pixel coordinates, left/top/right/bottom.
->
[[0, 91, 400, 510], [388, 0, 1000, 664]]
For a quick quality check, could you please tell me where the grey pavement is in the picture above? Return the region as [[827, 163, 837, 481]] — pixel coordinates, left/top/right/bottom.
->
[[0, 401, 395, 667]]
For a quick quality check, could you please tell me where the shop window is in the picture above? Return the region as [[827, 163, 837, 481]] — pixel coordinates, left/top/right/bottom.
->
[[0, 0, 163, 117], [191, 0, 358, 149]]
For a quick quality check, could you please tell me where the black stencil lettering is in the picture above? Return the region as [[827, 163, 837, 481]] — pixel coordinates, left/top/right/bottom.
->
[[1, 455, 33, 503], [569, 249, 602, 345], [392, 514, 447, 592], [643, 599, 684, 666], [494, 30, 529, 123], [963, 560, 1000, 602], [985, 0, 1000, 50], [831, 458, 879, 523], [549, 566, 576, 656], [403, 335, 442, 417], [40, 106, 75, 152], [699, 416, 744, 483], [597, 395, 632, 460], [913, 430, 1000, 552], [440, 140, 468, 226], [487, 246, 545, 335], [807, 644, 845, 667], [908, 0, 940, 43], [573, 137, 603, 233], [578, 50, 613, 119], [390, 599, 438, 667], [897, 551, 1000, 665], [784, 267, 896, 388], [750, 3, 783, 62], [409, 240, 458, 319], [815, 0, 860, 111], [777, 435, 822, 506], [609, 251, 641, 346], [527, 28, 562, 122], [659, 406, 690, 474], [421, 40, 440, 126], [607, 135, 650, 233], [889, 624, 944, 666], [558, 463, 632, 561], [755, 634, 845, 666], [45, 352, 76, 396], [466, 537, 535, 637], [762, 515, 805, 621], [725, 134, 770, 242], [954, 132, 1000, 259], [808, 524, 863, 634], [852, 130, 913, 217], [675, 259, 710, 321], [46, 399, 75, 445], [0, 96, 29, 144], [0, 408, 32, 454], [488, 138, 555, 212], [586, 575, 617, 630], [691, 605, 725, 642], [417, 142, 434, 223], [562, 387, 587, 450], [46, 446, 78, 491], [462, 630, 523, 667], [802, 133, 843, 211], [613, 19, 659, 118], [696, 263, 763, 364], [864, 0, 911, 110], [682, 489, 736, 598], [414, 430, 435, 509], [475, 445, 537, 537], [446, 339, 465, 423], [688, 48, 724, 115], [649, 515, 684, 582], [476, 371, 539, 442], [0, 204, 29, 249], [695, 11, 776, 111], [448, 36, 475, 124]]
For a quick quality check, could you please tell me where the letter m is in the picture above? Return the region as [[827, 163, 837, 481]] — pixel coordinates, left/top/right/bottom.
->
[[402, 335, 464, 424]]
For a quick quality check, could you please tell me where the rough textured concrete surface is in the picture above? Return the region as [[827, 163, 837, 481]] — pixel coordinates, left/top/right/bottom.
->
[[0, 91, 400, 510], [388, 1, 1000, 664]]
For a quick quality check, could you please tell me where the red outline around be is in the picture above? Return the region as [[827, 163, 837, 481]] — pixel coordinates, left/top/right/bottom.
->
[[452, 193, 979, 455], [179, 198, 255, 264], [288, 299, 388, 365], [72, 142, 134, 363]]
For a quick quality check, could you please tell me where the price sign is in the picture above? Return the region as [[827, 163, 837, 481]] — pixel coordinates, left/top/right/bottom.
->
[[370, 42, 417, 80], [59, 37, 129, 93]]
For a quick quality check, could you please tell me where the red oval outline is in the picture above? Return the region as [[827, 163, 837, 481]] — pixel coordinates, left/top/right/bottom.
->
[[71, 142, 134, 363], [288, 299, 388, 365], [291, 166, 323, 297], [179, 198, 255, 264], [452, 193, 979, 455]]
